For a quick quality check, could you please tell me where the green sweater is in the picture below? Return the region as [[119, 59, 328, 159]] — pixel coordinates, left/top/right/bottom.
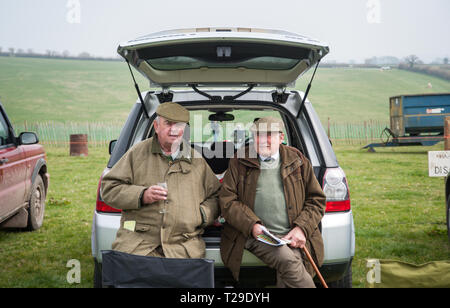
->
[[253, 157, 291, 235]]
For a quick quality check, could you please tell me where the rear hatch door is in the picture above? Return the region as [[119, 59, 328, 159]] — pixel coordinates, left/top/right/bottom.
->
[[118, 27, 329, 88]]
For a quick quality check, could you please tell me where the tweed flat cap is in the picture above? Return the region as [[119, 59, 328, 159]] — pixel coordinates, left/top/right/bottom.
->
[[156, 102, 189, 123], [251, 116, 285, 133]]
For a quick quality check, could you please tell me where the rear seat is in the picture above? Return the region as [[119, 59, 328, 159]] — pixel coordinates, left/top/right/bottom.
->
[[193, 141, 236, 175], [194, 141, 235, 231]]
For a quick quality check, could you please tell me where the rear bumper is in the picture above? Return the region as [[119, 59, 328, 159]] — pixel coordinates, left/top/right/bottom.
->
[[322, 210, 355, 263], [91, 211, 120, 262], [92, 210, 354, 282]]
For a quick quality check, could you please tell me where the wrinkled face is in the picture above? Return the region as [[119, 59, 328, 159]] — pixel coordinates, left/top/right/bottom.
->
[[254, 131, 284, 157], [154, 116, 186, 153]]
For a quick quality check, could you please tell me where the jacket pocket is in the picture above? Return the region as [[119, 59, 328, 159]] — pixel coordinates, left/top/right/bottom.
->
[[135, 222, 151, 232], [111, 228, 144, 254]]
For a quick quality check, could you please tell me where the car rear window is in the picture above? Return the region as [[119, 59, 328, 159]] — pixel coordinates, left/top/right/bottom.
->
[[139, 41, 310, 72], [188, 109, 289, 146], [147, 56, 299, 71]]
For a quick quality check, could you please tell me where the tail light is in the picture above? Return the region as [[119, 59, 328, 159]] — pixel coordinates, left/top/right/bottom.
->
[[323, 167, 351, 212], [96, 169, 122, 213]]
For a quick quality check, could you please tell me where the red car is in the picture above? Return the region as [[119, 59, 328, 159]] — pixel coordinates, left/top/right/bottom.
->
[[0, 101, 49, 230]]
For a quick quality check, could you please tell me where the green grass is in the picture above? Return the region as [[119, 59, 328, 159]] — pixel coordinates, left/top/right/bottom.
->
[[335, 143, 450, 287], [0, 56, 147, 124], [297, 67, 450, 124], [0, 57, 449, 287], [1, 57, 449, 126], [1, 144, 449, 287], [0, 146, 109, 288]]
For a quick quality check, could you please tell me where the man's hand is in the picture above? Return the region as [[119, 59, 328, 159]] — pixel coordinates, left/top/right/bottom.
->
[[251, 223, 265, 239], [142, 185, 168, 205], [282, 226, 306, 248]]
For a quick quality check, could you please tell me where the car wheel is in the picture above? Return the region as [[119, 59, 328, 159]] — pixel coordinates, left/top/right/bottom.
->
[[27, 175, 46, 231], [327, 263, 352, 288]]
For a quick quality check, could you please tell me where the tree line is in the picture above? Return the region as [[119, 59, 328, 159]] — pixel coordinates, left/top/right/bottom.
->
[[1, 47, 448, 80], [0, 47, 121, 61]]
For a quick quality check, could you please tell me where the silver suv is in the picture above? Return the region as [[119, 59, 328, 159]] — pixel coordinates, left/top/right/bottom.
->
[[91, 28, 355, 288]]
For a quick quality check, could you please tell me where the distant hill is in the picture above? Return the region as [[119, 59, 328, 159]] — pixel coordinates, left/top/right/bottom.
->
[[1, 57, 449, 125], [297, 66, 450, 124]]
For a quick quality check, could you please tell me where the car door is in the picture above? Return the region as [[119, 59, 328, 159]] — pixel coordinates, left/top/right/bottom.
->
[[0, 107, 26, 221], [118, 27, 329, 88]]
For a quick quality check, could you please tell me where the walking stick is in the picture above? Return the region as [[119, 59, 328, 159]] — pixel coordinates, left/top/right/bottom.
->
[[302, 246, 328, 288]]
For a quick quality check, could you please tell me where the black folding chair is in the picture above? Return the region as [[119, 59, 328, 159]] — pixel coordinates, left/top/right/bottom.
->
[[101, 250, 215, 288]]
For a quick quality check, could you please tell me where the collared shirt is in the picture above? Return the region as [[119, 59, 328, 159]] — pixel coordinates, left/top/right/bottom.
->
[[161, 148, 180, 161], [151, 134, 191, 163], [258, 151, 280, 163], [258, 151, 280, 169]]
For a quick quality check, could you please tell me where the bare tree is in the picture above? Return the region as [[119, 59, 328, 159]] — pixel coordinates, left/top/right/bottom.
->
[[8, 47, 14, 55], [444, 57, 449, 65], [405, 55, 419, 68]]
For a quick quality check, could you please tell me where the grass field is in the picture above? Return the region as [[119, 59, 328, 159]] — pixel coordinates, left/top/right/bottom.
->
[[297, 66, 450, 124], [0, 56, 449, 288], [0, 146, 107, 287], [0, 143, 449, 287], [337, 143, 450, 287], [1, 56, 449, 125], [0, 57, 147, 124]]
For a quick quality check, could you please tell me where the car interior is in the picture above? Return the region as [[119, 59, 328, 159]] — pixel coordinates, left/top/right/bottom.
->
[[145, 107, 294, 174], [140, 105, 306, 239]]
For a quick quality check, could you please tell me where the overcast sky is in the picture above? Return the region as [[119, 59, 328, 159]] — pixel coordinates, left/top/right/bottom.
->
[[0, 0, 448, 63]]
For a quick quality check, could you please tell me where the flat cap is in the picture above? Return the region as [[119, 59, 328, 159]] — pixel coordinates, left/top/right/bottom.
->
[[156, 102, 189, 123], [251, 116, 285, 133]]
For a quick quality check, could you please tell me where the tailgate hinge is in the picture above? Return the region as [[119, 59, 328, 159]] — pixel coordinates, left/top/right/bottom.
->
[[157, 87, 174, 103], [272, 87, 289, 104]]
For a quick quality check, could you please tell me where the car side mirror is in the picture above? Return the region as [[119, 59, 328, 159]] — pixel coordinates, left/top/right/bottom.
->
[[109, 140, 117, 155], [19, 132, 39, 145]]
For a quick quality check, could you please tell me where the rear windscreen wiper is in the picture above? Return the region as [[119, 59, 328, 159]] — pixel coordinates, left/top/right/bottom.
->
[[190, 84, 255, 102]]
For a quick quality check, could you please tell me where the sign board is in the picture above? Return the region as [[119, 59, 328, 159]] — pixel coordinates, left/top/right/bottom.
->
[[428, 151, 450, 177]]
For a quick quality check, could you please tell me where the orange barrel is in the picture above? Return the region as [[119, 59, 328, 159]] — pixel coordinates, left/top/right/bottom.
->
[[70, 134, 88, 156]]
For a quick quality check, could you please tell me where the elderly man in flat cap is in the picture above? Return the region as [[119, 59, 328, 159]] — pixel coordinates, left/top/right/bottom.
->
[[102, 102, 220, 259], [219, 116, 326, 288]]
